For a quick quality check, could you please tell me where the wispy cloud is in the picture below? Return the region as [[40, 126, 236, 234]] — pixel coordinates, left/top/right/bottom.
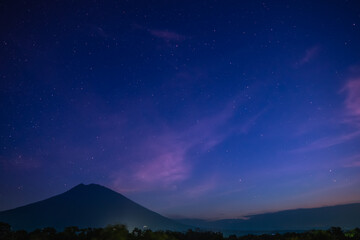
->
[[291, 130, 360, 153], [291, 76, 360, 153], [0, 155, 42, 170], [341, 78, 360, 126], [184, 177, 218, 198], [148, 29, 188, 42], [132, 135, 190, 188], [112, 97, 263, 192], [133, 24, 188, 42], [294, 46, 320, 67], [343, 154, 360, 168], [345, 161, 360, 167]]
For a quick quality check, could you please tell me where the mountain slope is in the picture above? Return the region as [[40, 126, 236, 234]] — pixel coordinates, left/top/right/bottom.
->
[[178, 203, 360, 232], [0, 183, 187, 231]]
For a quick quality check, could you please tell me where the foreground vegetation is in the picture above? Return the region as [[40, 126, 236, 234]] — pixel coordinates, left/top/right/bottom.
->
[[1, 222, 360, 240]]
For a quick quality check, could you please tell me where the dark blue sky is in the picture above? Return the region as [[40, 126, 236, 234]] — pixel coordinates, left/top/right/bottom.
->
[[1, 0, 360, 219]]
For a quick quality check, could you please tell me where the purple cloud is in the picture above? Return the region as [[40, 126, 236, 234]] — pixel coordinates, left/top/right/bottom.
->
[[111, 97, 262, 192], [184, 177, 218, 198], [148, 29, 187, 42], [295, 46, 320, 66], [133, 136, 190, 186], [111, 112, 228, 192], [291, 76, 360, 152], [343, 154, 360, 168], [291, 130, 360, 153], [342, 78, 360, 125], [132, 23, 188, 42], [1, 155, 42, 170]]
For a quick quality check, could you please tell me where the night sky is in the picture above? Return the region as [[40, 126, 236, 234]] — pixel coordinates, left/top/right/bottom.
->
[[1, 0, 360, 219]]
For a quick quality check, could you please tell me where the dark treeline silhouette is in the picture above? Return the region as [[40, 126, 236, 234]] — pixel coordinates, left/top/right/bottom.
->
[[1, 222, 360, 240]]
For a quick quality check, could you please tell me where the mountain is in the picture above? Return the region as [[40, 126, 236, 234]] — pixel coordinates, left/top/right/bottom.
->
[[1, 184, 359, 234], [0, 183, 188, 231], [178, 203, 360, 233]]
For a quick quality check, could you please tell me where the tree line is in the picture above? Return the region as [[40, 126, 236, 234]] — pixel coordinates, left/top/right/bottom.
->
[[1, 222, 360, 240]]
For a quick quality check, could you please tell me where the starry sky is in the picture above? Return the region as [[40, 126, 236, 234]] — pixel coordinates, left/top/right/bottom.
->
[[1, 0, 360, 219]]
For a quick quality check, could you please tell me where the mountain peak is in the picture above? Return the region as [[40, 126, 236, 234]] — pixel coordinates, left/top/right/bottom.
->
[[67, 183, 113, 194], [0, 183, 186, 231], [71, 183, 99, 189], [71, 183, 86, 189]]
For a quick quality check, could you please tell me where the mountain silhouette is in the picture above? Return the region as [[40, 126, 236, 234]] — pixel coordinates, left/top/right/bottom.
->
[[1, 184, 359, 233], [178, 203, 360, 233], [0, 183, 187, 231]]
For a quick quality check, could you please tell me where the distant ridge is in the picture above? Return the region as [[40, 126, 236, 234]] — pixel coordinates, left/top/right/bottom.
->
[[178, 203, 360, 232], [0, 183, 187, 231]]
